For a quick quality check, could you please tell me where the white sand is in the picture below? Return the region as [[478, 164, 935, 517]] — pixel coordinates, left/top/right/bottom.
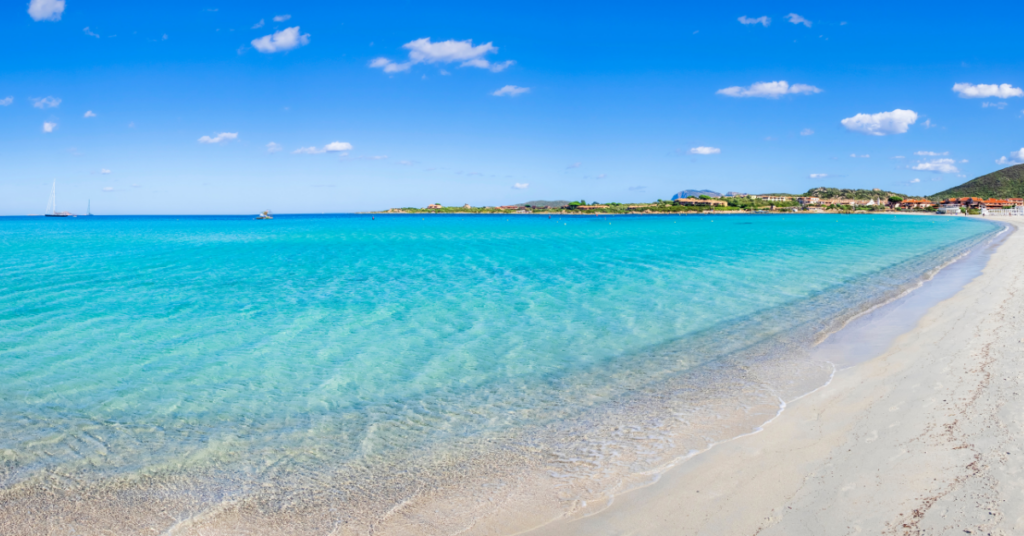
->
[[528, 218, 1024, 536]]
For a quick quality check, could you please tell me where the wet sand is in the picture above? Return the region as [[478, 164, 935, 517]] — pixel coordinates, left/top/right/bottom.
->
[[528, 217, 1024, 536]]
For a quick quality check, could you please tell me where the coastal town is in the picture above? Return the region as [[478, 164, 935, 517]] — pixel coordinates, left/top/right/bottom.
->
[[377, 192, 1024, 216]]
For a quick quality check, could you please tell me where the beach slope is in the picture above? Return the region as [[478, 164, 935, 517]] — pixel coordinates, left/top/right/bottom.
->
[[530, 218, 1024, 536]]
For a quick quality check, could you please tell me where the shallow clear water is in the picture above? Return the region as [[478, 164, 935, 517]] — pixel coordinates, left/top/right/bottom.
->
[[0, 213, 999, 534]]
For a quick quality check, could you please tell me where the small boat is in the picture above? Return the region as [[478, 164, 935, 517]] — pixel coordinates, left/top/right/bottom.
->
[[256, 210, 274, 220], [44, 180, 73, 217]]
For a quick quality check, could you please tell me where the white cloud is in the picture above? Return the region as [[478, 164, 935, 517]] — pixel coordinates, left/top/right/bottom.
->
[[488, 60, 515, 73], [716, 81, 822, 98], [921, 119, 936, 128], [266, 142, 282, 153], [995, 148, 1024, 165], [252, 19, 265, 29], [738, 15, 770, 26], [512, 183, 529, 189], [912, 158, 959, 173], [960, 159, 969, 163], [31, 96, 61, 109], [910, 178, 921, 184], [42, 122, 57, 133], [982, 101, 1008, 109], [292, 141, 353, 154], [100, 168, 111, 174], [689, 146, 721, 155], [198, 132, 238, 144], [84, 110, 97, 118], [801, 128, 814, 136], [162, 34, 168, 41], [324, 141, 352, 152], [273, 14, 291, 22], [786, 13, 812, 27], [914, 150, 948, 156], [840, 109, 917, 136], [0, 97, 12, 106], [28, 0, 64, 21], [102, 187, 114, 192], [251, 26, 310, 53], [809, 173, 829, 178], [493, 85, 529, 97], [850, 153, 870, 158], [370, 38, 511, 74], [83, 27, 100, 38], [952, 83, 1023, 99]]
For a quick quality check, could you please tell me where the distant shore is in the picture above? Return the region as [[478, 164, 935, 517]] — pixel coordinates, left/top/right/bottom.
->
[[526, 217, 1023, 535]]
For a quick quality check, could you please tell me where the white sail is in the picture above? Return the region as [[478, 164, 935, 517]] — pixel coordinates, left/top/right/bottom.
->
[[46, 180, 57, 215]]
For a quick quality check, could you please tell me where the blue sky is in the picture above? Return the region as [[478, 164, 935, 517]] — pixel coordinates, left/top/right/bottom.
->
[[3, 1, 1024, 214]]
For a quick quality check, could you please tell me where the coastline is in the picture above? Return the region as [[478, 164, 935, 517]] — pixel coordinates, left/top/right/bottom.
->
[[525, 217, 1024, 536]]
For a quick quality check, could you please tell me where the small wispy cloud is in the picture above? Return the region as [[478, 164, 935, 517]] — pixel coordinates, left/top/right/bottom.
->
[[809, 173, 829, 179], [717, 81, 822, 98], [689, 146, 721, 155], [512, 182, 529, 189], [198, 132, 238, 144], [370, 38, 512, 74], [841, 109, 917, 136], [982, 101, 1008, 109], [100, 168, 111, 174], [786, 13, 812, 27], [252, 19, 265, 29], [293, 141, 353, 154], [83, 26, 100, 38], [910, 178, 921, 184], [42, 122, 57, 133], [266, 142, 282, 153], [102, 186, 114, 192], [492, 85, 529, 97], [84, 110, 97, 118], [738, 15, 770, 27], [273, 14, 291, 22], [914, 151, 948, 156], [800, 128, 814, 136], [251, 26, 309, 53], [995, 148, 1024, 165], [0, 97, 12, 106], [952, 83, 1023, 99], [566, 162, 582, 169], [850, 153, 870, 158], [32, 96, 61, 109], [912, 158, 959, 173]]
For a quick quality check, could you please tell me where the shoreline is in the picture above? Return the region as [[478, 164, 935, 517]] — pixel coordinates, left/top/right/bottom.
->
[[525, 219, 1024, 535]]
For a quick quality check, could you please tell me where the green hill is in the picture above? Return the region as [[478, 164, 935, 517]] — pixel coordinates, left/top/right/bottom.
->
[[928, 163, 1024, 201], [799, 187, 909, 200]]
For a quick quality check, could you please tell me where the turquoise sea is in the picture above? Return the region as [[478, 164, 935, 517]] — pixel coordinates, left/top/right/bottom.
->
[[0, 214, 999, 534]]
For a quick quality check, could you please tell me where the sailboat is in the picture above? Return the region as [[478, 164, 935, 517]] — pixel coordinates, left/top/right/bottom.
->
[[87, 199, 93, 216], [45, 180, 73, 217]]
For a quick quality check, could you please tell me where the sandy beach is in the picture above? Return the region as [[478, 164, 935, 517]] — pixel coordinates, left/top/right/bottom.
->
[[528, 217, 1024, 536]]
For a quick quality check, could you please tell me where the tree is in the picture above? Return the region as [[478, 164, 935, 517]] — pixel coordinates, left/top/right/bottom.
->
[[888, 196, 904, 203], [699, 195, 711, 200]]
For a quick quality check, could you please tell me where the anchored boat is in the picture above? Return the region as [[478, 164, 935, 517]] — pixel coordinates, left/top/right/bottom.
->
[[45, 180, 73, 217], [256, 210, 274, 220]]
